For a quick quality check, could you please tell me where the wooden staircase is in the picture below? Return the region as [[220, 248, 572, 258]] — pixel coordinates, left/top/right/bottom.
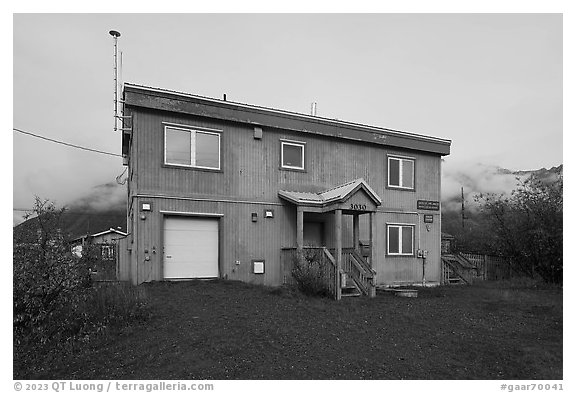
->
[[340, 274, 362, 297], [340, 248, 376, 298], [441, 253, 479, 285]]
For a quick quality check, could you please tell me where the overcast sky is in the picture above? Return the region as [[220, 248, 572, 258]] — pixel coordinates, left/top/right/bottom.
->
[[12, 13, 562, 222]]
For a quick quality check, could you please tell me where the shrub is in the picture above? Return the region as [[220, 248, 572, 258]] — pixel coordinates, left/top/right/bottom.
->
[[13, 199, 92, 345], [291, 248, 331, 297], [13, 198, 148, 348], [476, 175, 563, 284]]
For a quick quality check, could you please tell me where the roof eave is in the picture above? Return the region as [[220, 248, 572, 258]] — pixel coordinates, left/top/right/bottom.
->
[[123, 83, 452, 156]]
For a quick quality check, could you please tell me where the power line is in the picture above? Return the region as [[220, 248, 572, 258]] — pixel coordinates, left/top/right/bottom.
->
[[13, 209, 125, 215], [13, 128, 123, 157]]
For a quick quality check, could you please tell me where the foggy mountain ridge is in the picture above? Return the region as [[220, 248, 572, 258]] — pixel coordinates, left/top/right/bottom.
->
[[496, 164, 563, 179], [442, 163, 562, 213], [13, 182, 127, 238], [56, 182, 127, 238], [14, 164, 562, 235], [67, 182, 126, 211]]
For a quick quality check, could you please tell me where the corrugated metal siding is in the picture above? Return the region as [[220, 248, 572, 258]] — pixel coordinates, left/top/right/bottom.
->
[[122, 107, 443, 286], [116, 237, 131, 281], [131, 109, 441, 204], [369, 211, 441, 286], [130, 196, 299, 286]]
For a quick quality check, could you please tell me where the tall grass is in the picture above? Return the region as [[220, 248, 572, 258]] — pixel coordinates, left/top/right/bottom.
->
[[89, 282, 149, 328]]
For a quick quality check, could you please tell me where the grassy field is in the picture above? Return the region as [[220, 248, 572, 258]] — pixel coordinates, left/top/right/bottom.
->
[[14, 279, 562, 380]]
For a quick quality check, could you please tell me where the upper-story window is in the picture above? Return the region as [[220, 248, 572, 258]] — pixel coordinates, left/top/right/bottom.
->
[[281, 140, 305, 170], [164, 125, 221, 170], [388, 155, 415, 190]]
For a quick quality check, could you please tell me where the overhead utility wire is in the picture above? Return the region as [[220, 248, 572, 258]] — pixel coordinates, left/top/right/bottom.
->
[[13, 209, 124, 216], [13, 128, 122, 157]]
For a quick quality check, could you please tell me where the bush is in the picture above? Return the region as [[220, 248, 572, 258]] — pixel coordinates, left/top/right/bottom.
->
[[13, 198, 148, 348], [291, 249, 331, 297], [476, 175, 563, 284], [13, 199, 92, 345]]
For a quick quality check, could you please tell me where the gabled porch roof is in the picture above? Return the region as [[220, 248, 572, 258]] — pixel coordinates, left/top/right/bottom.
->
[[278, 178, 382, 208]]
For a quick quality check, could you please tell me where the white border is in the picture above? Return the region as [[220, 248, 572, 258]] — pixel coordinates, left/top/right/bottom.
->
[[164, 125, 221, 170], [280, 140, 305, 170], [387, 156, 415, 190], [386, 223, 415, 256]]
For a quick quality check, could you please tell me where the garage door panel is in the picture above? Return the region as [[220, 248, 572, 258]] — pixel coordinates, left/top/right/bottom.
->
[[164, 217, 219, 279], [165, 217, 217, 231]]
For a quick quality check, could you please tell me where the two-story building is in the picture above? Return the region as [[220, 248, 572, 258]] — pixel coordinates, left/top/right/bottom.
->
[[117, 83, 451, 298]]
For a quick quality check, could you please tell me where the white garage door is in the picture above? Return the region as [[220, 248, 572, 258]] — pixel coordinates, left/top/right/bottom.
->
[[164, 216, 219, 279]]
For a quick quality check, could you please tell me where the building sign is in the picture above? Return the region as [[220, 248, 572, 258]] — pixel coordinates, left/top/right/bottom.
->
[[417, 200, 440, 211], [424, 214, 434, 223]]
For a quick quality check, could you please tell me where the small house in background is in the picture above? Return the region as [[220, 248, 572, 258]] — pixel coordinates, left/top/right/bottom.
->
[[71, 227, 127, 281], [441, 232, 456, 254], [71, 227, 128, 259]]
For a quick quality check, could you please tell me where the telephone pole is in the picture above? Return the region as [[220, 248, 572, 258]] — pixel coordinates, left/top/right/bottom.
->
[[461, 186, 466, 228]]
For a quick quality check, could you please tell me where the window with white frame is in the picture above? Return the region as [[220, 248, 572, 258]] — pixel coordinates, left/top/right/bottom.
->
[[387, 224, 414, 256], [281, 140, 305, 170], [388, 156, 415, 189], [164, 126, 221, 170], [101, 244, 115, 260]]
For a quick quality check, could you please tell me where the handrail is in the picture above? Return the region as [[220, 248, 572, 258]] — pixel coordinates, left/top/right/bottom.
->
[[341, 249, 376, 297], [348, 252, 370, 277], [322, 247, 337, 267], [441, 257, 470, 285], [321, 247, 339, 300], [351, 249, 376, 275]]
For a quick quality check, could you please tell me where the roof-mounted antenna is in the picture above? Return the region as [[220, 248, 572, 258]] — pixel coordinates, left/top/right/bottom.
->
[[109, 30, 121, 132]]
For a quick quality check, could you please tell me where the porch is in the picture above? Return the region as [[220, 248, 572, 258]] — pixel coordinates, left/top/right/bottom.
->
[[278, 178, 382, 300]]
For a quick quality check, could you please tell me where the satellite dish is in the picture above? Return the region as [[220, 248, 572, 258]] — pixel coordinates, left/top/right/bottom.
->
[[109, 30, 121, 37]]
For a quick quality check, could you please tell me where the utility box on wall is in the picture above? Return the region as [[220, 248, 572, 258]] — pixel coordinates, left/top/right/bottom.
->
[[252, 260, 265, 274]]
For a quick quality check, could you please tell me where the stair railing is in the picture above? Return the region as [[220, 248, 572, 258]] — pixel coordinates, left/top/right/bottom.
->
[[341, 248, 376, 297], [441, 257, 470, 285], [321, 247, 340, 300]]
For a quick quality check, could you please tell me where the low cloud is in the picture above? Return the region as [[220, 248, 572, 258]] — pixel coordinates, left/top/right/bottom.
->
[[442, 161, 527, 212], [67, 182, 126, 212]]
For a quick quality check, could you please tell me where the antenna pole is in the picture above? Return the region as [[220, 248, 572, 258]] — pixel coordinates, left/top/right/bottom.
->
[[109, 30, 121, 132], [461, 186, 465, 229]]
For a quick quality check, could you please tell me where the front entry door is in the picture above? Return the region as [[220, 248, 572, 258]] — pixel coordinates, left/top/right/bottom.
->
[[303, 221, 325, 247]]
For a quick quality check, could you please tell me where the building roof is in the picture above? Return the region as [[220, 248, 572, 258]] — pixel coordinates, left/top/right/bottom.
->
[[71, 228, 128, 242], [123, 83, 451, 156], [279, 178, 382, 207]]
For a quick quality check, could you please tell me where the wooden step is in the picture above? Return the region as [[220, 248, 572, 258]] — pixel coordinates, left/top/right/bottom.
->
[[341, 284, 361, 297]]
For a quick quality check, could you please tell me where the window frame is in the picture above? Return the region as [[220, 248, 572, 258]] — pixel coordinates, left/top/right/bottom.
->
[[386, 223, 415, 256], [387, 155, 415, 190], [280, 139, 306, 171], [101, 244, 115, 260], [163, 124, 222, 171]]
